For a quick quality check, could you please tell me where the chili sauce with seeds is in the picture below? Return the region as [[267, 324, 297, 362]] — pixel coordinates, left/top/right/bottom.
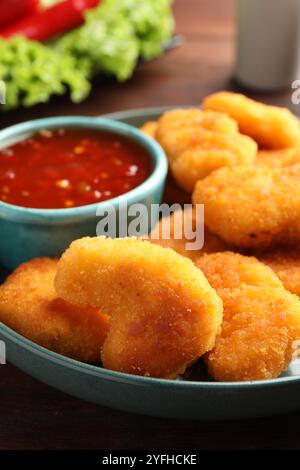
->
[[0, 128, 153, 209]]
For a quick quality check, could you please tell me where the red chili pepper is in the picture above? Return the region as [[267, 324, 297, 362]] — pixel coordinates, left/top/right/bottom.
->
[[0, 0, 39, 28], [0, 0, 101, 41]]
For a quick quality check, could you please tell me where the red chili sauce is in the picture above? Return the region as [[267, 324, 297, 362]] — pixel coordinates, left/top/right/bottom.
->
[[0, 128, 153, 209]]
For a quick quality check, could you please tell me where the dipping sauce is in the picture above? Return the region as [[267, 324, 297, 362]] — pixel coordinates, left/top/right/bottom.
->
[[0, 128, 153, 209]]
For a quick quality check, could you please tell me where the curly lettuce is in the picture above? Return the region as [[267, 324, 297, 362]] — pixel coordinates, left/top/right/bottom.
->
[[54, 0, 174, 81], [0, 0, 174, 111], [0, 37, 90, 111]]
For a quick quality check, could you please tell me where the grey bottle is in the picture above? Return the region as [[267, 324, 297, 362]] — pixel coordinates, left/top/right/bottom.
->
[[235, 0, 300, 90]]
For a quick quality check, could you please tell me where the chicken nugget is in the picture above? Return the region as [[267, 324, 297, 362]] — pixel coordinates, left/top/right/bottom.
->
[[203, 92, 300, 149], [193, 164, 300, 249], [148, 206, 227, 262], [156, 108, 239, 161], [258, 247, 300, 297], [55, 237, 223, 379], [196, 252, 300, 381], [156, 108, 257, 192], [170, 133, 257, 192], [0, 258, 110, 363], [140, 121, 158, 139], [256, 148, 300, 168]]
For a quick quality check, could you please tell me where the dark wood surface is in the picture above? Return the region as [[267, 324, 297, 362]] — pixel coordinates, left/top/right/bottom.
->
[[1, 0, 300, 450]]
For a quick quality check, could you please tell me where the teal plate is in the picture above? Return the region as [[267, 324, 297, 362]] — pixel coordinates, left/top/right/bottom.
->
[[1, 107, 300, 421]]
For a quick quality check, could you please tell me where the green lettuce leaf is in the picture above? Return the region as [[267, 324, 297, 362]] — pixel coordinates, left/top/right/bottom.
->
[[0, 0, 174, 111], [0, 36, 91, 111], [54, 0, 174, 81]]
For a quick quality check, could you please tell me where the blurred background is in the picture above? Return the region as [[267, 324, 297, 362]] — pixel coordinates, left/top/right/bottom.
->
[[2, 0, 300, 452], [0, 0, 298, 125]]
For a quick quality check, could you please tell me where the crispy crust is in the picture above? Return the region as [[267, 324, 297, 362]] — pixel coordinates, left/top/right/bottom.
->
[[196, 252, 300, 381], [55, 237, 223, 379], [0, 258, 110, 363], [258, 247, 300, 297], [140, 121, 158, 139], [193, 164, 300, 249], [203, 92, 300, 149], [155, 108, 257, 192], [148, 206, 227, 262]]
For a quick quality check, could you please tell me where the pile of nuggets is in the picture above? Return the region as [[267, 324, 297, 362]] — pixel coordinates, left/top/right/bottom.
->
[[2, 92, 300, 382]]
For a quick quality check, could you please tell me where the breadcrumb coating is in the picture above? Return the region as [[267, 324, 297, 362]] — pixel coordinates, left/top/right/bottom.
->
[[155, 108, 257, 192], [258, 247, 300, 297], [140, 121, 158, 139], [149, 206, 227, 262], [256, 148, 300, 168], [0, 258, 110, 362], [193, 164, 300, 249], [55, 237, 223, 378], [196, 252, 300, 381], [203, 92, 300, 149]]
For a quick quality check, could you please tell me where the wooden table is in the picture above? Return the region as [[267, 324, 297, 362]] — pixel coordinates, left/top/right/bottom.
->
[[1, 0, 299, 451]]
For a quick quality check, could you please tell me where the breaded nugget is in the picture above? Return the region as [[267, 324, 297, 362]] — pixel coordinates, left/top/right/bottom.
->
[[258, 247, 300, 297], [193, 164, 300, 249], [156, 108, 239, 161], [140, 121, 158, 139], [55, 237, 223, 379], [0, 258, 110, 363], [203, 92, 300, 149], [155, 108, 257, 192], [170, 134, 257, 193], [149, 206, 227, 262], [196, 252, 300, 381], [257, 148, 300, 168]]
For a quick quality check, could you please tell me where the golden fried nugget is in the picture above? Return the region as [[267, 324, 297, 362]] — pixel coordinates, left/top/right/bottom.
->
[[156, 108, 257, 192], [148, 207, 227, 262], [203, 92, 300, 149], [196, 252, 300, 381], [258, 247, 300, 297], [156, 108, 239, 161], [193, 164, 300, 249], [0, 258, 110, 363], [140, 121, 158, 139], [170, 134, 257, 192], [257, 148, 300, 168], [55, 237, 223, 379]]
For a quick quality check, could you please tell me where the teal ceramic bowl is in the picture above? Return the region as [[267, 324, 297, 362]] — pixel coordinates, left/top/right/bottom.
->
[[2, 323, 300, 421], [1, 107, 300, 421], [0, 116, 168, 269]]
